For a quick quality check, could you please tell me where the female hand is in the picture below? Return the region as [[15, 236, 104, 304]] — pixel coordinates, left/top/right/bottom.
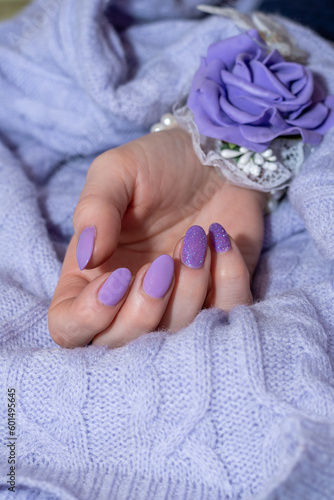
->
[[48, 128, 265, 348]]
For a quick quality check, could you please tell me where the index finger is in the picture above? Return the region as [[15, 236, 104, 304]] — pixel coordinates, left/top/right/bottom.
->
[[73, 146, 137, 271]]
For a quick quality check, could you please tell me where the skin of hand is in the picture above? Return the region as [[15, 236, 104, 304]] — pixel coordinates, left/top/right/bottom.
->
[[48, 127, 265, 348]]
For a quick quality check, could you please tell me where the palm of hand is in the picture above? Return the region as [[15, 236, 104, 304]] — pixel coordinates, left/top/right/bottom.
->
[[86, 128, 264, 280]]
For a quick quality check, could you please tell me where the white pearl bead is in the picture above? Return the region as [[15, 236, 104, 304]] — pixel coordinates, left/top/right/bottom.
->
[[268, 155, 277, 162], [267, 198, 279, 212], [239, 147, 249, 154], [150, 123, 164, 133], [161, 113, 176, 128]]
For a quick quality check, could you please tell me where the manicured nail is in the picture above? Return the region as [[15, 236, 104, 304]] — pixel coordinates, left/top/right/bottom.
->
[[98, 268, 132, 306], [209, 223, 231, 253], [76, 226, 96, 270], [181, 225, 207, 269], [143, 255, 174, 299]]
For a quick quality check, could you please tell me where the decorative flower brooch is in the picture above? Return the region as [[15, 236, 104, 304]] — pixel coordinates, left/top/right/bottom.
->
[[187, 29, 334, 154]]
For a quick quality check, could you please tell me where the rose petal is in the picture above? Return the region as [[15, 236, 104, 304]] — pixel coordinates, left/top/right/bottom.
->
[[301, 95, 334, 134], [250, 60, 294, 99], [206, 29, 267, 70], [187, 58, 206, 100], [228, 87, 265, 116], [271, 64, 314, 104], [263, 49, 285, 66], [214, 124, 271, 151], [187, 59, 221, 112], [190, 80, 235, 127], [203, 58, 226, 85], [219, 94, 258, 123], [238, 93, 312, 115], [253, 107, 288, 129], [221, 70, 282, 102], [192, 105, 234, 138], [290, 75, 308, 95], [286, 101, 329, 129], [219, 94, 288, 129], [288, 100, 313, 120], [318, 95, 334, 131], [312, 79, 327, 103], [233, 54, 253, 82], [240, 123, 287, 143], [240, 123, 323, 146], [270, 62, 306, 87], [293, 128, 322, 145]]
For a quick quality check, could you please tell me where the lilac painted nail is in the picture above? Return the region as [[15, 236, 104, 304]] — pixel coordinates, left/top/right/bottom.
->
[[181, 225, 207, 269], [209, 223, 231, 253], [143, 255, 174, 299], [98, 268, 132, 306], [76, 226, 96, 270]]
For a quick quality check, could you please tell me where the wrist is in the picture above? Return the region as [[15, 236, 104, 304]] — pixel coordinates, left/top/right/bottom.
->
[[223, 183, 267, 213]]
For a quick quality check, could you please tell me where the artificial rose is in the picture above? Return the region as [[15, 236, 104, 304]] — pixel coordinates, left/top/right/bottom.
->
[[187, 29, 334, 152]]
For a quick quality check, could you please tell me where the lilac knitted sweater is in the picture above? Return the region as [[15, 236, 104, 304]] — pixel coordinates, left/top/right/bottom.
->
[[0, 1, 334, 498]]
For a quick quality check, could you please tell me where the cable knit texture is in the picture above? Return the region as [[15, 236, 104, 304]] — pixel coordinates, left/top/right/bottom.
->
[[0, 1, 334, 499]]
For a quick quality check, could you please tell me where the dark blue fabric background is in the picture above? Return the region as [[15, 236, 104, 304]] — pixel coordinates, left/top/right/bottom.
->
[[258, 0, 334, 40]]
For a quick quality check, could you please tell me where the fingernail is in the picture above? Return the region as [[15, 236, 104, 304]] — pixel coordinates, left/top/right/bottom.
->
[[98, 268, 132, 306], [181, 225, 207, 269], [143, 255, 174, 299], [76, 226, 96, 270], [209, 222, 231, 253]]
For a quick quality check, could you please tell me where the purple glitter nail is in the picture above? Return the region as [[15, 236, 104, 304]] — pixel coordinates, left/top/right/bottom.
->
[[181, 225, 207, 269], [209, 223, 231, 253]]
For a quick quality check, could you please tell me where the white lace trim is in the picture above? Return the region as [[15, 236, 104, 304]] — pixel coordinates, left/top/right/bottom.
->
[[173, 105, 307, 192]]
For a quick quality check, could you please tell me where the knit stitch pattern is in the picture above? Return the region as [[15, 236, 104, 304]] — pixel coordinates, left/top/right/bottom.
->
[[0, 1, 334, 499]]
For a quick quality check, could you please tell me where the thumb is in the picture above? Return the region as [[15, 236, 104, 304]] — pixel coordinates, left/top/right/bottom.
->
[[73, 147, 135, 270]]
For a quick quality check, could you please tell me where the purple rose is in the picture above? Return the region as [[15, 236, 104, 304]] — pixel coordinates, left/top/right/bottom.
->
[[187, 29, 334, 152]]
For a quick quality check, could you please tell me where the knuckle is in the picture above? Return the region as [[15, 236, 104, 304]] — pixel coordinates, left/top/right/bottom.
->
[[73, 192, 97, 223], [48, 306, 84, 349]]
